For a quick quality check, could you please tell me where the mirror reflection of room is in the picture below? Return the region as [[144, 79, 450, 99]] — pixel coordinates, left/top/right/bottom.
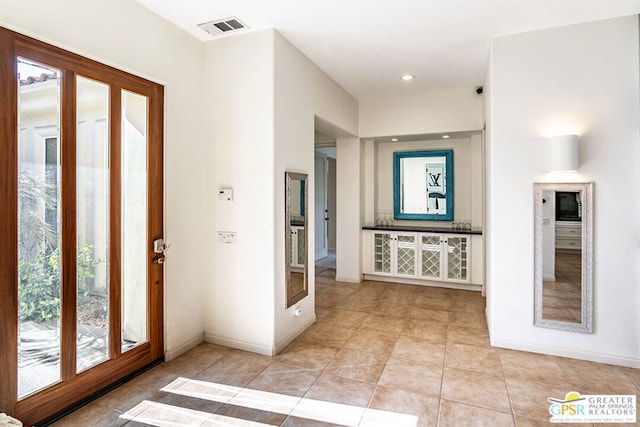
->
[[289, 178, 305, 289], [542, 190, 582, 323], [286, 173, 308, 307], [401, 156, 447, 214]]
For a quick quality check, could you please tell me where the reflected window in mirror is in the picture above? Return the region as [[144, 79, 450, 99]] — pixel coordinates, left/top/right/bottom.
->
[[285, 172, 308, 308], [393, 150, 453, 221], [534, 182, 593, 333]]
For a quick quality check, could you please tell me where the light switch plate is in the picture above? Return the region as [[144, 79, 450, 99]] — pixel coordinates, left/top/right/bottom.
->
[[217, 231, 237, 244]]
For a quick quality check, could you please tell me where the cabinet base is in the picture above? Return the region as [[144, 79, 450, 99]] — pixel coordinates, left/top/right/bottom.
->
[[363, 274, 482, 292]]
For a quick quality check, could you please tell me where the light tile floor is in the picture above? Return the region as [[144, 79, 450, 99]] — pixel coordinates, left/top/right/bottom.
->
[[50, 267, 640, 426], [542, 252, 582, 322]]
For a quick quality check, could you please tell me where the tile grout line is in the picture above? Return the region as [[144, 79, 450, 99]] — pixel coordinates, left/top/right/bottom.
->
[[359, 296, 428, 427], [498, 350, 519, 426], [337, 288, 385, 427], [282, 300, 356, 426], [54, 270, 639, 427], [436, 310, 452, 427]]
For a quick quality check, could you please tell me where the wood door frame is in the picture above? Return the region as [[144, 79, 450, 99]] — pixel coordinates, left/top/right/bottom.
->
[[0, 27, 164, 425], [0, 25, 19, 419]]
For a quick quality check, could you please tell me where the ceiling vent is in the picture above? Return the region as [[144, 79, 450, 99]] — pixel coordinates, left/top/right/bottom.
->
[[198, 17, 248, 36]]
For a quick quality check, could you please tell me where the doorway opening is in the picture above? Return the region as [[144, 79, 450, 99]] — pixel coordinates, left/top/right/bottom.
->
[[314, 132, 336, 271]]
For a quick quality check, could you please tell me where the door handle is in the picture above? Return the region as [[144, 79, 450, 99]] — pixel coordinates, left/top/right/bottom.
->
[[153, 255, 165, 264], [153, 238, 166, 253]]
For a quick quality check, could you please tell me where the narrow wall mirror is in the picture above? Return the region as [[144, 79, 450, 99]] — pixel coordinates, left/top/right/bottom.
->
[[393, 150, 454, 221], [534, 182, 593, 332], [285, 172, 308, 307]]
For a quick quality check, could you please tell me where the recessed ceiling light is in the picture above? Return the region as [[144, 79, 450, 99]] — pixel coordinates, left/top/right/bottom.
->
[[442, 135, 450, 139], [391, 138, 398, 142], [401, 74, 415, 81]]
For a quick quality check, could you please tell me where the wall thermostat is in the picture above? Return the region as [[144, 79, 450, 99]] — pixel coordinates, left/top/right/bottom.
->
[[218, 187, 233, 202]]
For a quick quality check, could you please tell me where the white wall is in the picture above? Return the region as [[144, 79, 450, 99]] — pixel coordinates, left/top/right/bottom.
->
[[337, 137, 363, 283], [200, 29, 358, 354], [273, 31, 315, 352], [273, 31, 358, 350], [359, 90, 483, 138], [374, 137, 480, 227], [203, 30, 276, 355], [0, 0, 206, 360], [487, 15, 640, 367]]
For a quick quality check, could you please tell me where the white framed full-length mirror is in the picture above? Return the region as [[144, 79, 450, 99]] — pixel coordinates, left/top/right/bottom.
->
[[285, 171, 308, 308], [534, 182, 593, 333]]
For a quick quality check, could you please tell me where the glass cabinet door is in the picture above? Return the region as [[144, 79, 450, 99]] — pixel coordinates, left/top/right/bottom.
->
[[420, 234, 442, 280], [395, 233, 417, 276], [445, 235, 469, 282], [373, 232, 392, 274], [373, 231, 417, 276], [289, 226, 305, 269], [296, 227, 306, 267]]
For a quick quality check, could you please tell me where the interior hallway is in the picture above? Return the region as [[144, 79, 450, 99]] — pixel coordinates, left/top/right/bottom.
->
[[50, 268, 640, 426]]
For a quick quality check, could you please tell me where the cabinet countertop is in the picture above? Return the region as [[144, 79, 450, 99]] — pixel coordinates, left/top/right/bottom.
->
[[362, 224, 482, 235]]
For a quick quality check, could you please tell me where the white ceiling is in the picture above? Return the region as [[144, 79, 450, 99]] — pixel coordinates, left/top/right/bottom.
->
[[137, 0, 640, 100]]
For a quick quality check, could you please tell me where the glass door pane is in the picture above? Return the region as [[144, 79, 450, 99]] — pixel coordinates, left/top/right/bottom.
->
[[121, 89, 148, 351], [76, 76, 110, 372], [17, 58, 62, 398]]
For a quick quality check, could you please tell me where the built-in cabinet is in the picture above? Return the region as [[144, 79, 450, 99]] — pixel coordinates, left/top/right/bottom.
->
[[372, 231, 418, 277], [363, 228, 483, 289], [290, 225, 305, 270], [360, 134, 485, 290], [555, 221, 581, 250], [419, 234, 470, 283]]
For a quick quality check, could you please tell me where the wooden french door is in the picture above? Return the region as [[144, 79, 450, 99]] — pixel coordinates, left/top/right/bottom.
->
[[0, 28, 164, 426]]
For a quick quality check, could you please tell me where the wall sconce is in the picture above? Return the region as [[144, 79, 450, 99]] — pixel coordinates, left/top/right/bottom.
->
[[549, 134, 579, 172]]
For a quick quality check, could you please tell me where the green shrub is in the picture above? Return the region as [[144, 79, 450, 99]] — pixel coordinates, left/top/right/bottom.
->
[[17, 171, 102, 323], [18, 245, 101, 323]]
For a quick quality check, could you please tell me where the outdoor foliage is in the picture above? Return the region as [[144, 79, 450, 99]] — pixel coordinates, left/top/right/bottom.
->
[[18, 171, 101, 323], [18, 245, 100, 323]]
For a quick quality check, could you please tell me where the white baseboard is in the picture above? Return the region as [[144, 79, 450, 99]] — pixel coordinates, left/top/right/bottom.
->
[[491, 338, 640, 369], [363, 274, 482, 292], [335, 275, 362, 283], [275, 315, 316, 355], [204, 332, 274, 356], [165, 333, 204, 361]]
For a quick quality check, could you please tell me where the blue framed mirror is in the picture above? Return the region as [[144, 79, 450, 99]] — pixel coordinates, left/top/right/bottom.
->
[[393, 150, 454, 221]]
